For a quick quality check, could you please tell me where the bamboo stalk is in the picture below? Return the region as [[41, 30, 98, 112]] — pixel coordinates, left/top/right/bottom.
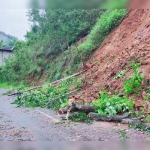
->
[[8, 70, 87, 96]]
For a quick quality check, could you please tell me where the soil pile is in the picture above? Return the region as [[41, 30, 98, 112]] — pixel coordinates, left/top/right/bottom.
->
[[75, 9, 150, 112]]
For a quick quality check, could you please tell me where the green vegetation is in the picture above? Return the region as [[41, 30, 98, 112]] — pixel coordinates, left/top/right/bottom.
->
[[89, 61, 145, 118], [91, 92, 134, 116], [145, 115, 150, 122], [0, 83, 15, 89], [128, 123, 150, 134], [13, 77, 81, 111], [0, 9, 131, 122], [102, 0, 129, 9], [78, 9, 128, 59], [69, 112, 91, 123], [123, 61, 143, 95], [90, 61, 144, 117], [0, 31, 17, 47], [0, 9, 134, 123], [14, 85, 68, 110], [0, 40, 5, 48], [0, 9, 103, 84], [0, 9, 127, 85]]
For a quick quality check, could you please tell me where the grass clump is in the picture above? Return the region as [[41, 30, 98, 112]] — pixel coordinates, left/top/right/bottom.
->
[[91, 92, 134, 116]]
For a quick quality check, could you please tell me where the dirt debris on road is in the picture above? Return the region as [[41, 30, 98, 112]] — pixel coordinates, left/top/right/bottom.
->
[[0, 89, 150, 141]]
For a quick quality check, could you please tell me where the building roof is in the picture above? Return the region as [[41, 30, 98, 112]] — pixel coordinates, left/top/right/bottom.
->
[[0, 46, 13, 52]]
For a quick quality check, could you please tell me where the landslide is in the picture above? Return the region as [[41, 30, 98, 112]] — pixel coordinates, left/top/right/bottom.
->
[[75, 9, 150, 112]]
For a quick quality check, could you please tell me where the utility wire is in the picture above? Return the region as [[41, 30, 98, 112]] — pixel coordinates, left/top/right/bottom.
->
[[10, 26, 30, 35]]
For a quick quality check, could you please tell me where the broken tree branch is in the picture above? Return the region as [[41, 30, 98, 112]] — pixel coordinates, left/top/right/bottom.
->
[[88, 112, 132, 122], [7, 70, 87, 96], [51, 69, 87, 85], [88, 112, 149, 128], [7, 86, 42, 96]]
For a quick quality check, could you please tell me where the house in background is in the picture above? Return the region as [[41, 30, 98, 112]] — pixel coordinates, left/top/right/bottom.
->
[[0, 46, 13, 66]]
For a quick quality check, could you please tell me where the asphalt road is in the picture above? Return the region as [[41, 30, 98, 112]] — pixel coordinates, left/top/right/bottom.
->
[[0, 89, 150, 141]]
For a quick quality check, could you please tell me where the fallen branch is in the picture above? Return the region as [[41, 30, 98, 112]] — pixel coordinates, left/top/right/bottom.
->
[[88, 112, 150, 128], [58, 104, 98, 115], [88, 112, 131, 122], [75, 105, 98, 113], [58, 105, 78, 115], [7, 86, 42, 96], [51, 69, 87, 85], [121, 118, 142, 124], [7, 70, 87, 96]]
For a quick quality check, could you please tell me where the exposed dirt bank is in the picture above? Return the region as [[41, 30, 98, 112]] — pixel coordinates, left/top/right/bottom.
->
[[74, 10, 150, 113]]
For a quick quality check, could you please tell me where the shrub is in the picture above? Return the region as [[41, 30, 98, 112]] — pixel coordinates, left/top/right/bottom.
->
[[123, 61, 143, 95]]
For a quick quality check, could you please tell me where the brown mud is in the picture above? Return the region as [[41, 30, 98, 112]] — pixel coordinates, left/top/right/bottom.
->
[[73, 9, 150, 113]]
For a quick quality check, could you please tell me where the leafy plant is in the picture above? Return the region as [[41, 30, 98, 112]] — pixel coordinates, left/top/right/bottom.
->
[[91, 92, 134, 116], [14, 83, 66, 110], [123, 61, 143, 95], [60, 101, 69, 108], [146, 115, 150, 123]]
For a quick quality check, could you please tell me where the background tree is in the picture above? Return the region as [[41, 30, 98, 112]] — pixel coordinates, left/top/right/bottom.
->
[[0, 40, 5, 48]]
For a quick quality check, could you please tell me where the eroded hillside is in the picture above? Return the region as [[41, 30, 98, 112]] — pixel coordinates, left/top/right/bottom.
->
[[74, 9, 150, 112]]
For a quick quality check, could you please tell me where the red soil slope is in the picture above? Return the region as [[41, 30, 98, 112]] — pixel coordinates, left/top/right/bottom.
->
[[74, 9, 150, 112]]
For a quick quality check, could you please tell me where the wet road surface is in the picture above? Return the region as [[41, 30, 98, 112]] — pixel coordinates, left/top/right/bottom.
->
[[0, 89, 150, 141]]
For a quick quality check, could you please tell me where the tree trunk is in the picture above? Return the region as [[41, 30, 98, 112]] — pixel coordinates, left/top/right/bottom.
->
[[58, 105, 98, 115]]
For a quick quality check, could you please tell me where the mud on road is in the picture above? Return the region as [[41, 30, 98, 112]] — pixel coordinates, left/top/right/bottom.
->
[[0, 89, 150, 141]]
